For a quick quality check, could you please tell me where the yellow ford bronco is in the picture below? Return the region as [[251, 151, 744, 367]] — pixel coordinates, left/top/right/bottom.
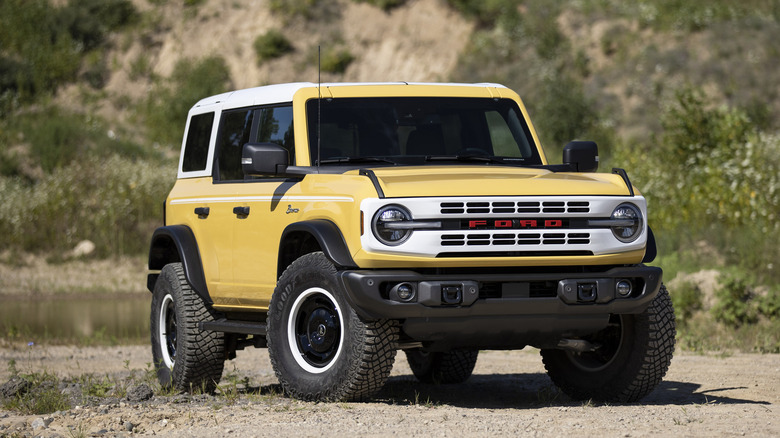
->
[[147, 82, 675, 402]]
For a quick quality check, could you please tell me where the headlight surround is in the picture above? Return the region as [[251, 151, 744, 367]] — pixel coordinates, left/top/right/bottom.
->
[[372, 205, 413, 246], [610, 203, 643, 243]]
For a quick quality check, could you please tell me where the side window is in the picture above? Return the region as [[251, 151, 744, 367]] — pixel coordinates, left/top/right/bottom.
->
[[182, 112, 214, 172], [257, 105, 295, 164], [216, 109, 254, 181], [485, 110, 518, 157]]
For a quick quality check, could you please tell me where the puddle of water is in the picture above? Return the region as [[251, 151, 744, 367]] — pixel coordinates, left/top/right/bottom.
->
[[0, 295, 150, 343]]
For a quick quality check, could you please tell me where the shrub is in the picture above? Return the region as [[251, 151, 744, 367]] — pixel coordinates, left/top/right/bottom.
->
[[1, 371, 70, 415], [352, 0, 406, 12], [671, 280, 702, 323], [711, 272, 757, 327], [0, 155, 174, 256], [0, 0, 137, 100], [5, 106, 148, 175], [445, 0, 521, 29], [612, 88, 779, 282], [320, 47, 355, 74], [254, 30, 294, 64], [758, 287, 780, 319], [269, 0, 321, 19]]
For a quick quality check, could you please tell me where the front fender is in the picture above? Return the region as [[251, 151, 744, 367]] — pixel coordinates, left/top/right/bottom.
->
[[279, 220, 357, 272], [148, 225, 211, 304]]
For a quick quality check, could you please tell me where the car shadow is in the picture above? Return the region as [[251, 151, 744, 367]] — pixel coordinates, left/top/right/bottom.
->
[[366, 373, 772, 409]]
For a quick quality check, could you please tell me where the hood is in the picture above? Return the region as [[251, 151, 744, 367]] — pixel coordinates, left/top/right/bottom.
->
[[364, 166, 635, 198]]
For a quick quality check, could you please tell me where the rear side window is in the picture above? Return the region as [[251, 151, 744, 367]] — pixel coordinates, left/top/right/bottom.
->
[[182, 112, 214, 172], [216, 109, 255, 181], [257, 106, 295, 164]]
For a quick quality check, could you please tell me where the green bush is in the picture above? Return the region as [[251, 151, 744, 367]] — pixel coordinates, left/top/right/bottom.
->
[[1, 371, 70, 415], [0, 156, 175, 256], [0, 0, 137, 100], [352, 0, 406, 12], [320, 47, 355, 74], [254, 30, 294, 64], [269, 0, 322, 20], [143, 56, 232, 148], [3, 106, 148, 175], [445, 0, 521, 29], [758, 287, 780, 319], [711, 272, 757, 327], [671, 280, 702, 323], [612, 87, 779, 282]]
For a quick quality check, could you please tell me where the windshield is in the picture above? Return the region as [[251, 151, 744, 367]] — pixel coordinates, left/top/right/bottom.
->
[[306, 97, 542, 166]]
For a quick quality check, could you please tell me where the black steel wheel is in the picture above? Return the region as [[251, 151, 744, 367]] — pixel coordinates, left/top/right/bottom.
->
[[150, 263, 225, 393], [540, 284, 676, 402], [267, 252, 398, 401]]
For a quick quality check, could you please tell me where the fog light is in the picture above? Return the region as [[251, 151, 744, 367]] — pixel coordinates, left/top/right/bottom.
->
[[397, 283, 415, 301], [616, 280, 633, 297]]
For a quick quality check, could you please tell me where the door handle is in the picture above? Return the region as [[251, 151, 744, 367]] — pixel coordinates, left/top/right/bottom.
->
[[194, 207, 210, 219], [233, 206, 250, 218]]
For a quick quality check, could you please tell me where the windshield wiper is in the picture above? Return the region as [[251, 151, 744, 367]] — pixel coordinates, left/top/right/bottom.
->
[[425, 154, 507, 164], [319, 157, 398, 165]]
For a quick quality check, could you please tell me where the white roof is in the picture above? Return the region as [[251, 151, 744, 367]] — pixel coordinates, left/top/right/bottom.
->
[[192, 82, 508, 111]]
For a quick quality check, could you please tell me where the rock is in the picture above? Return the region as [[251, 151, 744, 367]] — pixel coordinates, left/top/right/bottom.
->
[[124, 421, 134, 432], [71, 240, 96, 258], [126, 383, 153, 402], [0, 376, 31, 398], [31, 417, 53, 429]]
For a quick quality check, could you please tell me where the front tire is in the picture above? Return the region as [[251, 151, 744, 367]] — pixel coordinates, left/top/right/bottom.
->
[[405, 349, 479, 384], [267, 252, 398, 401], [541, 284, 675, 402], [150, 263, 225, 393]]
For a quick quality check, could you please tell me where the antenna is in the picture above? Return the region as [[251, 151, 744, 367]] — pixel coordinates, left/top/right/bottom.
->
[[317, 45, 322, 169]]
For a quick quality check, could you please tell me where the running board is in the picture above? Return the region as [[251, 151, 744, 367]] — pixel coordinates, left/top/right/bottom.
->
[[199, 319, 267, 336]]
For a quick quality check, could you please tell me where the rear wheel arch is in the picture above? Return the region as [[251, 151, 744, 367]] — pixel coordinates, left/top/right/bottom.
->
[[148, 225, 211, 305]]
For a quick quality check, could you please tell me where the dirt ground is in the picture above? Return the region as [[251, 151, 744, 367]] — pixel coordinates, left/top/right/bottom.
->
[[0, 345, 777, 437]]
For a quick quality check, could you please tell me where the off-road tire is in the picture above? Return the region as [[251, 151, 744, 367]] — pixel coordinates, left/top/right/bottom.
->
[[405, 349, 479, 384], [150, 263, 225, 393], [540, 284, 675, 403], [267, 252, 398, 402]]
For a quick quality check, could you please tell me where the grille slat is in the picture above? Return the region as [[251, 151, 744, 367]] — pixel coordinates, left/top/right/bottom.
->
[[440, 200, 589, 214], [440, 232, 590, 247]]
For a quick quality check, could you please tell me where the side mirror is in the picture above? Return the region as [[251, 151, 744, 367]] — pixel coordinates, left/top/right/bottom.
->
[[562, 141, 599, 172], [242, 143, 288, 176]]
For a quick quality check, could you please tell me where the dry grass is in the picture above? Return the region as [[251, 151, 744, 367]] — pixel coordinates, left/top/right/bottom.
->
[[0, 253, 148, 297]]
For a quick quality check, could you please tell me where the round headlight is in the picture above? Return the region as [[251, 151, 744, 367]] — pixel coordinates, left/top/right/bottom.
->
[[610, 203, 643, 242], [372, 205, 413, 246]]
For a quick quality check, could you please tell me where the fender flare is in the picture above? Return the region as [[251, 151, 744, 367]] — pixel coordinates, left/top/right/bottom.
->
[[148, 225, 212, 304], [279, 220, 357, 272], [642, 227, 657, 264]]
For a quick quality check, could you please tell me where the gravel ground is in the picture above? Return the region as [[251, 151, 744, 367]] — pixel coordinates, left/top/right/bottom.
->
[[0, 345, 777, 437]]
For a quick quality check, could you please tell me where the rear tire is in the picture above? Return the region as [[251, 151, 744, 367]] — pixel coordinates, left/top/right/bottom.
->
[[150, 263, 225, 393], [267, 252, 398, 401], [406, 349, 479, 384], [540, 284, 675, 402]]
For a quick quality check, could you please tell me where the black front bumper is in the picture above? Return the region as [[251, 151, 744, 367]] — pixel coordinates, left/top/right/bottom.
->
[[338, 265, 663, 349]]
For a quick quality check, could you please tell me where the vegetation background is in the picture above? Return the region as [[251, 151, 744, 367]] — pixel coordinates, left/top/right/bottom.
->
[[0, 0, 777, 352]]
